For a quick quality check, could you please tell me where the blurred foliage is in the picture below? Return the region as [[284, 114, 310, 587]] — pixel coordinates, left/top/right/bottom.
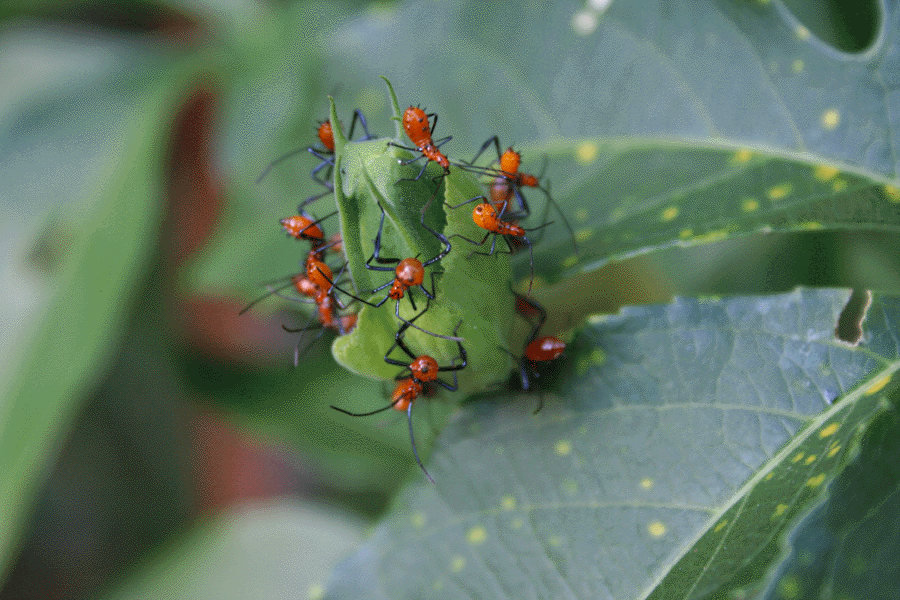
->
[[1, 0, 900, 599]]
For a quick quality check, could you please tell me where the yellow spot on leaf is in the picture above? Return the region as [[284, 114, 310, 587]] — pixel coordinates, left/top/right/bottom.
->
[[805, 455, 817, 465], [648, 521, 666, 537], [885, 185, 900, 202], [828, 444, 842, 458], [821, 109, 840, 130], [865, 374, 891, 395], [779, 576, 801, 598], [640, 478, 654, 490], [801, 221, 822, 230], [774, 504, 789, 517], [679, 228, 693, 239], [575, 208, 589, 222], [555, 440, 572, 456], [714, 520, 728, 532], [814, 165, 839, 181], [308, 584, 325, 600], [411, 512, 426, 529], [561, 479, 578, 496], [695, 229, 728, 243], [832, 179, 847, 192], [791, 452, 805, 463], [765, 472, 775, 481], [575, 228, 594, 242], [548, 535, 562, 547], [732, 149, 754, 164], [807, 473, 826, 487], [818, 423, 839, 438], [501, 495, 517, 511], [451, 555, 466, 573], [796, 25, 810, 40], [563, 255, 578, 268], [741, 198, 759, 212], [467, 526, 487, 545], [575, 141, 598, 163], [791, 59, 804, 73], [661, 206, 679, 222], [767, 183, 792, 200], [576, 345, 605, 371]]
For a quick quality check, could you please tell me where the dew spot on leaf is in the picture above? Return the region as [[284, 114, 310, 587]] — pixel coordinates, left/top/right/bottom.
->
[[813, 165, 839, 182], [821, 109, 841, 130], [661, 206, 679, 222], [806, 474, 826, 487], [648, 521, 667, 538], [731, 149, 753, 164], [575, 142, 598, 163], [450, 556, 465, 573], [818, 423, 839, 438], [767, 183, 793, 200], [555, 440, 572, 456], [885, 185, 900, 202], [466, 526, 487, 545], [865, 375, 891, 395]]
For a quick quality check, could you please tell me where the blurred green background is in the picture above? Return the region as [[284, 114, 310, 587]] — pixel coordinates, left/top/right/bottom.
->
[[1, 0, 897, 599]]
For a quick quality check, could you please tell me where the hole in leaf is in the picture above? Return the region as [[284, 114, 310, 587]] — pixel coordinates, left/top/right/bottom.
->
[[781, 0, 879, 52], [835, 289, 872, 345]]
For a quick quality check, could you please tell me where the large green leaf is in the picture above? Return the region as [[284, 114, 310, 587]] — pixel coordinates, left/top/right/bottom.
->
[[312, 0, 900, 283], [321, 289, 900, 599], [104, 500, 365, 600], [0, 31, 203, 575], [756, 393, 900, 600]]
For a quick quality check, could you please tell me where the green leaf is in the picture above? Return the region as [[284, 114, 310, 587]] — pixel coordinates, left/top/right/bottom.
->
[[756, 393, 900, 600], [0, 43, 203, 573], [103, 500, 365, 600], [317, 0, 900, 283], [321, 289, 900, 600], [329, 88, 516, 396]]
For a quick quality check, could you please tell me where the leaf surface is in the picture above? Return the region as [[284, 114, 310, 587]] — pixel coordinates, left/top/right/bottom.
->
[[322, 290, 900, 600]]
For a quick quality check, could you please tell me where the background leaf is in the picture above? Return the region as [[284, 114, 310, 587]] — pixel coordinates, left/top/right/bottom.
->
[[0, 31, 204, 574], [275, 0, 900, 283], [322, 289, 900, 600], [105, 500, 365, 600]]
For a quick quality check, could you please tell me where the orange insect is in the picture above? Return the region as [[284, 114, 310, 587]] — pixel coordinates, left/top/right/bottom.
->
[[279, 210, 337, 248], [445, 196, 548, 293], [331, 317, 466, 483], [506, 289, 566, 413], [389, 106, 452, 182], [238, 247, 357, 364], [281, 261, 358, 365], [256, 110, 373, 211], [320, 200, 460, 341], [466, 136, 578, 254]]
